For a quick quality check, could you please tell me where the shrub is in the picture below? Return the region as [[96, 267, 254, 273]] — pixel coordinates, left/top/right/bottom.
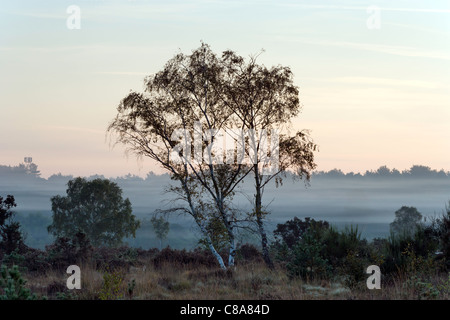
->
[[272, 242, 290, 268], [22, 248, 51, 274], [98, 269, 125, 300], [322, 225, 367, 265], [236, 244, 263, 264], [437, 272, 450, 296], [272, 217, 331, 274], [152, 247, 219, 269], [0, 221, 27, 255], [320, 226, 348, 266], [45, 231, 93, 270], [0, 264, 39, 300], [438, 203, 450, 266], [1, 249, 25, 269], [286, 231, 331, 280], [340, 250, 366, 288], [405, 275, 440, 300], [1, 247, 52, 275], [127, 279, 136, 299], [93, 246, 141, 271], [55, 291, 78, 300], [273, 219, 376, 283], [382, 225, 442, 276], [0, 195, 27, 255], [46, 280, 68, 298], [273, 217, 329, 249]]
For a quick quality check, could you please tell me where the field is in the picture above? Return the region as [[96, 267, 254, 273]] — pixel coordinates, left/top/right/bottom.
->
[[1, 171, 450, 301], [5, 173, 450, 251], [3, 245, 447, 301]]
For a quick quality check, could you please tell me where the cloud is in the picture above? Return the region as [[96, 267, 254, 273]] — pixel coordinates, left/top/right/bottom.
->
[[277, 3, 450, 14], [297, 39, 450, 61], [93, 71, 149, 76], [378, 7, 450, 14], [41, 125, 105, 135], [328, 77, 445, 89]]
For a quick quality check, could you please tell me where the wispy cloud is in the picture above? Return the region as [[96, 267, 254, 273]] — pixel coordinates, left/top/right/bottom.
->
[[3, 11, 65, 20], [296, 39, 450, 61], [0, 44, 162, 54], [317, 77, 446, 89], [93, 71, 149, 76], [42, 125, 105, 135], [277, 3, 450, 14], [377, 7, 450, 14]]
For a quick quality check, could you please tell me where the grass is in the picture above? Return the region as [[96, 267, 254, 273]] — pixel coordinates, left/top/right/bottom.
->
[[20, 256, 450, 300]]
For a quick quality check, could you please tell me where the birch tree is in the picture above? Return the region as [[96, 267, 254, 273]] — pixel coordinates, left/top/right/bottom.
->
[[217, 51, 318, 269], [108, 43, 250, 269], [108, 43, 317, 269]]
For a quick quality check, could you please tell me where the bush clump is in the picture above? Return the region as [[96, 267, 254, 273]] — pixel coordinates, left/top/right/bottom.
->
[[45, 231, 93, 270], [272, 217, 376, 284], [0, 264, 39, 300], [152, 247, 219, 269]]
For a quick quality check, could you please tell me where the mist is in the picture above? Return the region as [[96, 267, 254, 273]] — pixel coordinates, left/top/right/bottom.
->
[[1, 164, 449, 250]]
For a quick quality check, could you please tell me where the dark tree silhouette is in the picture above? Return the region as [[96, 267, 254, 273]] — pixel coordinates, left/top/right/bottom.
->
[[48, 177, 140, 247], [108, 43, 317, 269], [0, 195, 27, 255], [273, 217, 329, 249], [108, 43, 251, 269], [390, 206, 423, 237], [216, 49, 317, 268], [151, 216, 170, 250]]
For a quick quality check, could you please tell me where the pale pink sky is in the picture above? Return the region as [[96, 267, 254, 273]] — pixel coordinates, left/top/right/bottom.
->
[[1, 1, 449, 178]]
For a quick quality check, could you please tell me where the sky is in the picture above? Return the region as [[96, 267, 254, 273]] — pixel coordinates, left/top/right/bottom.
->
[[0, 0, 449, 179]]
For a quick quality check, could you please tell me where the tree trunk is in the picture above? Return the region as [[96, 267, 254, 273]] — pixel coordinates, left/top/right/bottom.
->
[[254, 164, 275, 270], [257, 215, 274, 269], [217, 198, 236, 269], [228, 232, 236, 268], [183, 179, 227, 270], [198, 220, 227, 270]]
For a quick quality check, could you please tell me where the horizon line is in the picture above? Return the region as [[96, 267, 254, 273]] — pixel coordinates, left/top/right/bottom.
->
[[1, 162, 449, 180]]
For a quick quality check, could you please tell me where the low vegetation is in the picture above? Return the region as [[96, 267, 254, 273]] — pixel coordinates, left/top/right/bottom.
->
[[1, 219, 449, 300], [1, 193, 450, 300], [0, 243, 449, 300]]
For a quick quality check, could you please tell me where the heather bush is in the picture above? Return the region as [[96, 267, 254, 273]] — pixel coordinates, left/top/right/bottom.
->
[[93, 246, 140, 271], [152, 247, 220, 269], [22, 248, 51, 274], [46, 280, 69, 298], [235, 244, 263, 264], [45, 231, 93, 270]]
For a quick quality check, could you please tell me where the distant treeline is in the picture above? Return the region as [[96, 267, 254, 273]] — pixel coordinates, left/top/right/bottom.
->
[[313, 165, 450, 179], [0, 163, 170, 184], [0, 163, 449, 182]]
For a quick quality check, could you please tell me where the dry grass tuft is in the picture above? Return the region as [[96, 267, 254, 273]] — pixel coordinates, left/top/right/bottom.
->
[[15, 248, 450, 300]]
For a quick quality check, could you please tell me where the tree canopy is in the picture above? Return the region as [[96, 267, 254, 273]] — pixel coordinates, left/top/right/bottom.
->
[[108, 43, 317, 269], [390, 206, 423, 237], [0, 195, 26, 254], [48, 177, 140, 247], [151, 216, 170, 250]]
